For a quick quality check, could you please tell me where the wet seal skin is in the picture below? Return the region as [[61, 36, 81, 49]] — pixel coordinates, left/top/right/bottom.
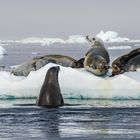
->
[[112, 48, 140, 76], [36, 66, 64, 108]]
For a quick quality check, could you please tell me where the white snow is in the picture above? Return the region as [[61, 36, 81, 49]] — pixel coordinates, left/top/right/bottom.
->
[[108, 46, 132, 50], [20, 37, 65, 46], [0, 63, 140, 100], [96, 30, 130, 42], [66, 35, 87, 44]]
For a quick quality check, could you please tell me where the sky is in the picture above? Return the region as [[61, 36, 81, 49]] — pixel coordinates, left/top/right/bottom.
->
[[0, 0, 140, 39]]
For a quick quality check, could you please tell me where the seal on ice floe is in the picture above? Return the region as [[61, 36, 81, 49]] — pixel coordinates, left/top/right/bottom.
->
[[112, 48, 140, 76], [84, 36, 110, 76], [11, 54, 83, 76], [36, 66, 64, 107]]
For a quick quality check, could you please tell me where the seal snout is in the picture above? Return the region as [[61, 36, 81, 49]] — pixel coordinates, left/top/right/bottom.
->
[[55, 66, 60, 71], [50, 66, 60, 72], [36, 66, 64, 107], [99, 61, 109, 70]]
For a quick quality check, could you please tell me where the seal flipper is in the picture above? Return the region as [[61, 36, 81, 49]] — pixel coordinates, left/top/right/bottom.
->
[[112, 48, 140, 76], [72, 58, 84, 68]]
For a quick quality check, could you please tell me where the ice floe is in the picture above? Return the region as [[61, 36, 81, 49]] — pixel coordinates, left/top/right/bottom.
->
[[0, 63, 140, 100]]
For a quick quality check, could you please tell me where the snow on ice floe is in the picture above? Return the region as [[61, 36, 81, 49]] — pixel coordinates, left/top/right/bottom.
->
[[0, 63, 140, 100], [96, 30, 129, 42]]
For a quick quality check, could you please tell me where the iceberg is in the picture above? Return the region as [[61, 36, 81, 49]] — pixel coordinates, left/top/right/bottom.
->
[[20, 35, 87, 46], [66, 35, 87, 44], [20, 37, 65, 46], [2, 35, 87, 46], [0, 63, 140, 100], [96, 30, 130, 42], [1, 31, 137, 46]]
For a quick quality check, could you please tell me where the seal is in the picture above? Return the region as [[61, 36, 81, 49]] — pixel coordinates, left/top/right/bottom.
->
[[36, 66, 64, 107], [112, 48, 140, 76], [12, 54, 77, 76], [71, 58, 84, 68], [84, 36, 110, 76]]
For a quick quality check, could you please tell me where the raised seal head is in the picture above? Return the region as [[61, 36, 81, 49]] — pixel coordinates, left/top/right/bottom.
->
[[36, 66, 64, 108]]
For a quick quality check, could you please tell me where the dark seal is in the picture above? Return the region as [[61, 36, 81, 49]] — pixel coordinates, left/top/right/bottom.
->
[[84, 36, 110, 76], [112, 48, 140, 76], [36, 66, 64, 107]]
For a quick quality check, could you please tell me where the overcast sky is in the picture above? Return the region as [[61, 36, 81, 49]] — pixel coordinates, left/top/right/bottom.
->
[[0, 0, 140, 39]]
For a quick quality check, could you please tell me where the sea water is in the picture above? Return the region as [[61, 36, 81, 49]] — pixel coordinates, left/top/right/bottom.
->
[[0, 99, 140, 139], [0, 33, 140, 139]]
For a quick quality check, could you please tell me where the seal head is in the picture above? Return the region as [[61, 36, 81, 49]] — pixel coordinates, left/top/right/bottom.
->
[[84, 54, 109, 76], [36, 66, 64, 107], [84, 36, 110, 76]]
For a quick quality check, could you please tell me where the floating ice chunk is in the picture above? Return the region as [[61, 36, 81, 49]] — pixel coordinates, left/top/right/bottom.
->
[[21, 36, 87, 45], [31, 52, 39, 55], [0, 63, 140, 100], [0, 35, 87, 46], [66, 35, 87, 44], [134, 44, 140, 47], [96, 30, 129, 42], [20, 37, 65, 46], [108, 46, 132, 50], [0, 46, 7, 55]]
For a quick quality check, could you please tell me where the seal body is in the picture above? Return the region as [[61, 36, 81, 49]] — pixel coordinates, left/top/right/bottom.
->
[[71, 58, 84, 68], [84, 37, 110, 76], [112, 48, 140, 76], [36, 66, 64, 107], [12, 54, 77, 76]]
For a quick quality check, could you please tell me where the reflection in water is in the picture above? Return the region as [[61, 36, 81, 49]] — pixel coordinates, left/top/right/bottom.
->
[[0, 100, 140, 139], [38, 108, 61, 139]]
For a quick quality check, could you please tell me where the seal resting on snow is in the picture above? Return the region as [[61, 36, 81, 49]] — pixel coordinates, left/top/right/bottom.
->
[[36, 66, 64, 107], [12, 54, 83, 76], [71, 58, 84, 68], [84, 36, 110, 76], [112, 48, 140, 76]]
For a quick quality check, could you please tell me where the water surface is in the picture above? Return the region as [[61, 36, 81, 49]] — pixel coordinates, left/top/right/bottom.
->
[[0, 99, 140, 140]]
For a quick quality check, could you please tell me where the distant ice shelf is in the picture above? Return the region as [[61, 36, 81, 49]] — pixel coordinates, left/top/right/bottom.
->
[[1, 30, 140, 46]]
